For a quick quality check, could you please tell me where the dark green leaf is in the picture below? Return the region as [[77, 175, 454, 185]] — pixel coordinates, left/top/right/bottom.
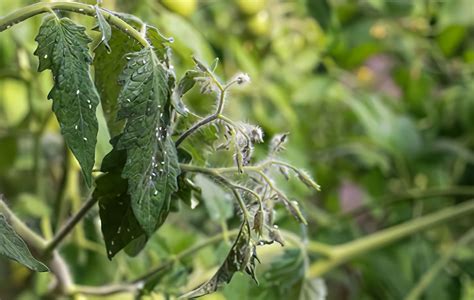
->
[[34, 16, 99, 186], [94, 141, 146, 259], [124, 234, 148, 257], [94, 28, 141, 137], [95, 6, 112, 53], [180, 221, 255, 298], [177, 148, 193, 164], [146, 25, 173, 63], [115, 47, 180, 236], [0, 214, 48, 272]]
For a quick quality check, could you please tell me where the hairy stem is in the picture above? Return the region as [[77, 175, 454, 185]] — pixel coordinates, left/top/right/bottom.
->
[[175, 114, 218, 146], [0, 2, 149, 47], [308, 199, 474, 277]]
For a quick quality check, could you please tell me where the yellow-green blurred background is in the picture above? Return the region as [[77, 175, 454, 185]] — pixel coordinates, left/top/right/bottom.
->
[[1, 0, 474, 299]]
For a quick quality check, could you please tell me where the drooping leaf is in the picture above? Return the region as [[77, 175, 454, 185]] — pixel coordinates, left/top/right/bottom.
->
[[0, 214, 48, 272], [180, 221, 256, 298], [93, 144, 145, 259], [194, 174, 233, 222], [94, 28, 141, 137], [34, 16, 100, 186], [171, 70, 200, 116], [115, 47, 180, 236], [95, 6, 112, 53]]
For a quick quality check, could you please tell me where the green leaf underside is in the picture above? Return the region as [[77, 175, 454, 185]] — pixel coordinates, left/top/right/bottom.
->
[[93, 145, 145, 259], [94, 28, 141, 137], [95, 6, 112, 52], [181, 221, 255, 298], [34, 16, 99, 187], [194, 174, 233, 222], [116, 47, 179, 236], [0, 214, 48, 272]]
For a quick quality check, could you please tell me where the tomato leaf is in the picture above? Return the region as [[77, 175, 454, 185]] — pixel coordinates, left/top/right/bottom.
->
[[180, 221, 257, 298], [93, 142, 146, 259], [115, 47, 180, 236], [95, 6, 112, 53], [94, 28, 141, 137], [0, 214, 48, 272], [34, 16, 99, 186]]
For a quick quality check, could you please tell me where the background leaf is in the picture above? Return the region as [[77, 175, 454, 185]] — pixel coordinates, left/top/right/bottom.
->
[[194, 174, 233, 222], [0, 214, 48, 272]]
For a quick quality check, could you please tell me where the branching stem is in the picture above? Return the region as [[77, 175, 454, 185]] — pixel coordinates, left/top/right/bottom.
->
[[0, 2, 150, 47]]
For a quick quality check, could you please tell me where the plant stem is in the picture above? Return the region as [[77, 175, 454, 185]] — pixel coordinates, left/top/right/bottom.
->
[[0, 197, 46, 250], [308, 199, 474, 277], [73, 229, 240, 296], [44, 195, 98, 254], [175, 114, 217, 146], [0, 2, 150, 47], [404, 228, 474, 300]]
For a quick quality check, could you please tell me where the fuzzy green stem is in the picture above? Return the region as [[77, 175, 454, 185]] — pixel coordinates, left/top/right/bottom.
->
[[0, 2, 149, 47], [308, 199, 474, 277]]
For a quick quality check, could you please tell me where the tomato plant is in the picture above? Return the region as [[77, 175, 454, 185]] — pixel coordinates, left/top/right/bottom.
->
[[1, 1, 474, 299]]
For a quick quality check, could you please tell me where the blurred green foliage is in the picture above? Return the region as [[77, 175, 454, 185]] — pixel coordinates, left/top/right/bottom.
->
[[1, 0, 474, 299]]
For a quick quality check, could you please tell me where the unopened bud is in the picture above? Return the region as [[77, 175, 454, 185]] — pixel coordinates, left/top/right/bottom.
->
[[236, 73, 251, 85]]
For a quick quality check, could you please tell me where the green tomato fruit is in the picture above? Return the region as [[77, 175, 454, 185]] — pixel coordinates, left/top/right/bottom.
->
[[247, 10, 270, 36], [237, 0, 267, 15], [161, 0, 197, 17]]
